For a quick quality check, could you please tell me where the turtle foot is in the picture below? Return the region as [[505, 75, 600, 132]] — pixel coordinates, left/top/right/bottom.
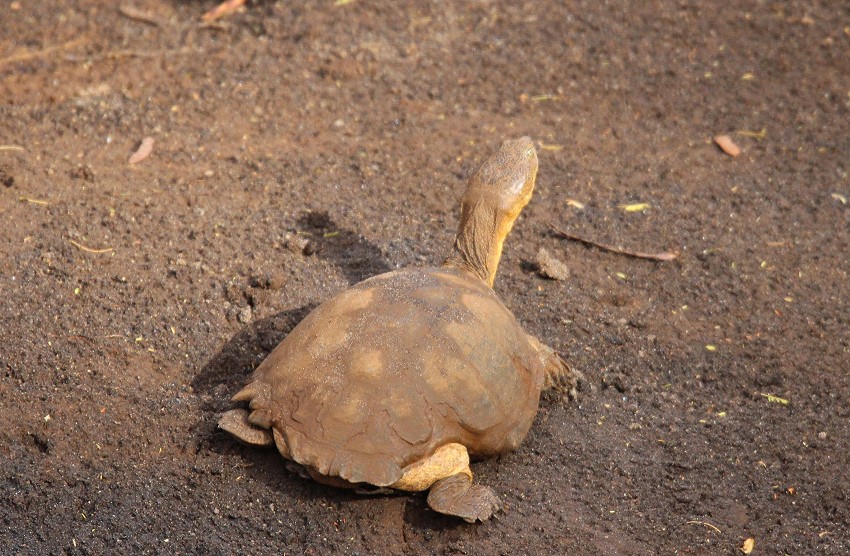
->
[[426, 473, 501, 523], [543, 351, 583, 400]]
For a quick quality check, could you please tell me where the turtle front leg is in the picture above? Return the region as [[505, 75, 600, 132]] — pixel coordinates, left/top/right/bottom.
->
[[543, 350, 581, 398], [529, 335, 582, 399]]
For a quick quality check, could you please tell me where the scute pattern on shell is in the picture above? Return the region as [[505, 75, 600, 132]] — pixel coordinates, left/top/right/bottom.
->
[[234, 267, 546, 487]]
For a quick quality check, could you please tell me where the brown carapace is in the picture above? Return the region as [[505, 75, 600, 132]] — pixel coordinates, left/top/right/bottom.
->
[[219, 137, 579, 522]]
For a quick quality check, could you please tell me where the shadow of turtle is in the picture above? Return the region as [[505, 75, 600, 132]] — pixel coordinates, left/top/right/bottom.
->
[[188, 303, 332, 499], [191, 304, 315, 415], [192, 211, 391, 409], [188, 211, 458, 527], [296, 210, 393, 285]]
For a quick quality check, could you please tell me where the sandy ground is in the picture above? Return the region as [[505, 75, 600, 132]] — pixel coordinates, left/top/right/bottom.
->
[[1, 1, 849, 554]]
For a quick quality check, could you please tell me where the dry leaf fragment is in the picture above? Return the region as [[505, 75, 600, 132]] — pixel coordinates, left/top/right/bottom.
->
[[618, 202, 651, 212], [530, 94, 561, 102], [714, 134, 741, 157], [566, 199, 585, 210], [129, 137, 154, 164], [736, 128, 767, 139], [760, 393, 789, 405], [538, 143, 564, 151], [832, 193, 847, 204], [741, 537, 754, 554]]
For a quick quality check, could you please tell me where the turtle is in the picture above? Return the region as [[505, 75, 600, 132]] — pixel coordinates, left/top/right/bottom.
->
[[219, 136, 579, 522]]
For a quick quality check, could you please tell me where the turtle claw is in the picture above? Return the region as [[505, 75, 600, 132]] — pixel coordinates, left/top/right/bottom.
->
[[426, 473, 501, 523], [543, 351, 582, 400]]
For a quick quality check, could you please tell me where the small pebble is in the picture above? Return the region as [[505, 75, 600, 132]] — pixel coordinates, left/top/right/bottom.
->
[[535, 247, 569, 280], [238, 307, 253, 324], [818, 431, 827, 440], [284, 233, 314, 256]]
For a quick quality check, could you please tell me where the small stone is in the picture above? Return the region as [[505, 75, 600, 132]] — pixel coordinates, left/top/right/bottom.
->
[[284, 233, 314, 256], [0, 167, 14, 188], [249, 275, 270, 289], [535, 247, 569, 280], [70, 164, 95, 182], [818, 431, 827, 440], [238, 307, 253, 324]]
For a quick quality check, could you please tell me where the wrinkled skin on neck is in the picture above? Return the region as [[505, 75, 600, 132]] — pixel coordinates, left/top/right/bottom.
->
[[443, 137, 538, 287], [444, 201, 512, 286]]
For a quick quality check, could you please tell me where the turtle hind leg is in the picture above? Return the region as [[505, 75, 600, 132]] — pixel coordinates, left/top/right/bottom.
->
[[426, 473, 501, 523], [218, 409, 274, 446]]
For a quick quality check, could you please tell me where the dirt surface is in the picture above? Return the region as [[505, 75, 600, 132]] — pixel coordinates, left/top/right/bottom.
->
[[2, 1, 849, 554]]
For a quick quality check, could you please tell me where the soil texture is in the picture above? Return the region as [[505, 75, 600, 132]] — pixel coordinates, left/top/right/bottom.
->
[[2, 1, 849, 554]]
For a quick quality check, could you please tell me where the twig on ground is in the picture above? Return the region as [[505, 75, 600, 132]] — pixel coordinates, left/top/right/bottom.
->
[[202, 0, 247, 22], [118, 5, 165, 26], [687, 520, 722, 534], [69, 239, 114, 254], [0, 38, 87, 67], [549, 223, 677, 262], [19, 196, 48, 205], [0, 145, 25, 151]]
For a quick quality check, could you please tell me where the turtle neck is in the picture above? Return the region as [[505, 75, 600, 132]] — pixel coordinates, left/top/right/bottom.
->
[[443, 200, 515, 287]]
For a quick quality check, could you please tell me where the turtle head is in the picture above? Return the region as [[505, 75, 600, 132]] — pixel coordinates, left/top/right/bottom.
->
[[461, 137, 538, 221], [445, 137, 538, 287]]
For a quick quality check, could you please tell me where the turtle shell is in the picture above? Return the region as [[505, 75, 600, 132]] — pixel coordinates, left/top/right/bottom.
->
[[235, 266, 546, 487]]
